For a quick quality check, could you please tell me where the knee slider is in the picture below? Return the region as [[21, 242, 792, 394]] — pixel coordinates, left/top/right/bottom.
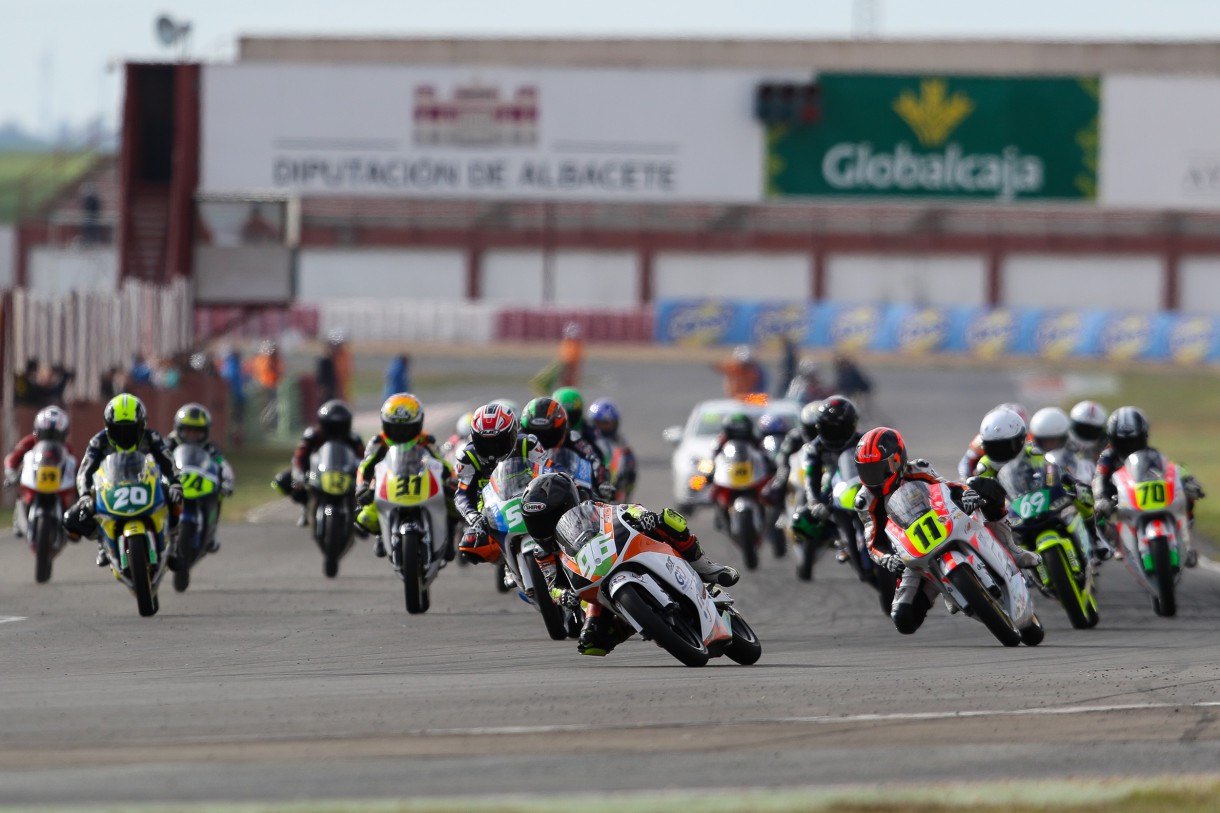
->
[[892, 605, 923, 635]]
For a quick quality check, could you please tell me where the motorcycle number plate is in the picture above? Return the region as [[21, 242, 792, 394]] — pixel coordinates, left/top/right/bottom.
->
[[386, 473, 431, 505], [727, 463, 754, 488], [320, 471, 352, 495], [1134, 480, 1168, 511], [1011, 489, 1051, 519], [904, 508, 949, 554], [36, 466, 60, 491]]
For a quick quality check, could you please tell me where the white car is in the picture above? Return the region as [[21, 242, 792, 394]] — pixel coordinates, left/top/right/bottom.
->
[[663, 397, 802, 511]]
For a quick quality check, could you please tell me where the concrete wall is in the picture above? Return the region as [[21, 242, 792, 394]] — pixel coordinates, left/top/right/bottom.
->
[[826, 254, 987, 306], [297, 248, 466, 303], [1180, 256, 1220, 316], [653, 252, 808, 300], [195, 245, 293, 304], [1002, 255, 1162, 310], [26, 246, 117, 294]]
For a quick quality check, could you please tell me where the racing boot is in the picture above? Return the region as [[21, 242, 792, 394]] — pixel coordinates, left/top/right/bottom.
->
[[354, 505, 383, 556], [990, 520, 1040, 569], [95, 543, 108, 568], [689, 553, 739, 587], [577, 610, 617, 657]]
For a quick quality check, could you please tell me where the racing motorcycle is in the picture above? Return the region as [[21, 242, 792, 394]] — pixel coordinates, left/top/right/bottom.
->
[[307, 440, 359, 578], [537, 447, 595, 498], [480, 456, 580, 640], [596, 436, 638, 503], [557, 501, 762, 667], [16, 439, 77, 583], [827, 450, 896, 610], [710, 440, 770, 570], [884, 479, 1044, 647], [759, 431, 793, 560], [997, 455, 1099, 629], [1111, 450, 1192, 617], [169, 443, 223, 593], [370, 444, 450, 614], [91, 451, 170, 617]]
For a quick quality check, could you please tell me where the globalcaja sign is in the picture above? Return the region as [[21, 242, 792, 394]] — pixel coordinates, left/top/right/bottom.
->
[[766, 74, 1099, 202], [655, 300, 1220, 365]]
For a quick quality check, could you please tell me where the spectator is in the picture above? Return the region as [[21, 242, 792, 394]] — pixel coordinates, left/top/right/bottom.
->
[[14, 359, 40, 406], [152, 357, 180, 389], [330, 331, 352, 402], [384, 354, 410, 400], [100, 366, 126, 401], [316, 344, 337, 404], [558, 322, 583, 387], [784, 360, 830, 407], [834, 355, 873, 400], [240, 203, 279, 244], [42, 363, 74, 404], [129, 354, 153, 386], [713, 345, 767, 398], [81, 182, 102, 244], [248, 341, 283, 426], [220, 346, 247, 424], [776, 336, 799, 398]]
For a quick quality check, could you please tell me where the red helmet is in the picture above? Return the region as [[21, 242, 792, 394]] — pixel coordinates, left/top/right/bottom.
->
[[855, 427, 908, 494], [470, 402, 518, 460]]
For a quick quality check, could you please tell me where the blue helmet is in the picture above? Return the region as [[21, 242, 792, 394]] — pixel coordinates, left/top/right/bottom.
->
[[756, 412, 794, 439], [587, 399, 621, 434]]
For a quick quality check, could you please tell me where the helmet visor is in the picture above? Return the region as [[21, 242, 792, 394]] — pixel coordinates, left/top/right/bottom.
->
[[857, 456, 898, 490], [384, 421, 421, 445], [472, 430, 514, 460], [1072, 422, 1105, 442], [107, 423, 141, 451]]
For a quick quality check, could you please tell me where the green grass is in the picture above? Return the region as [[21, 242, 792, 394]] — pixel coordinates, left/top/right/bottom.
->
[[223, 443, 295, 519], [0, 151, 100, 222], [1065, 369, 1220, 541]]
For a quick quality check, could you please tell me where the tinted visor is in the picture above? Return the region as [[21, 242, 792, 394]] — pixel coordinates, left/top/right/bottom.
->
[[1072, 422, 1105, 442], [472, 430, 514, 460], [320, 419, 351, 439], [982, 436, 1023, 464], [179, 426, 207, 444], [857, 457, 896, 489], [533, 425, 566, 449], [107, 422, 141, 450], [819, 422, 854, 451], [1112, 434, 1147, 459], [384, 421, 422, 445]]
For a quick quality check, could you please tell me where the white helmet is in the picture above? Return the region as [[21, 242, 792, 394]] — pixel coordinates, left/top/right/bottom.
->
[[455, 411, 473, 441], [1029, 407, 1070, 452], [1068, 400, 1107, 445], [979, 407, 1027, 464], [733, 344, 753, 363], [34, 406, 70, 442]]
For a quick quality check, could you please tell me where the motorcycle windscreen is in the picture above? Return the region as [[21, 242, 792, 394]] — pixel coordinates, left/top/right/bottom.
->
[[490, 456, 533, 502], [99, 450, 150, 485], [1123, 449, 1167, 483], [997, 455, 1046, 496], [314, 441, 358, 495], [885, 480, 935, 529], [380, 443, 441, 505], [172, 443, 213, 472], [554, 502, 606, 559], [540, 448, 593, 490], [31, 440, 64, 468]]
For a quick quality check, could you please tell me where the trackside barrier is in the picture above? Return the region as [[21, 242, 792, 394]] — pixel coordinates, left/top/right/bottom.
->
[[655, 299, 1220, 365], [195, 305, 320, 342], [495, 308, 653, 343], [317, 299, 498, 344]]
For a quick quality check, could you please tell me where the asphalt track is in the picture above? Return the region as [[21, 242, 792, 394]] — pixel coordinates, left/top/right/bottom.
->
[[1, 353, 1218, 807]]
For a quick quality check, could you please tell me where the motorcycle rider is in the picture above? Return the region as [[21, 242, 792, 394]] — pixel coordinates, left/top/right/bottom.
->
[[790, 396, 865, 546], [587, 398, 637, 500], [1068, 400, 1108, 461], [4, 406, 78, 539], [974, 407, 1111, 561], [1092, 406, 1205, 568], [66, 394, 183, 567], [854, 427, 1039, 635], [521, 397, 613, 499], [552, 387, 600, 450], [453, 402, 546, 564], [272, 400, 364, 527], [353, 393, 456, 557], [958, 402, 1028, 479], [710, 412, 774, 530], [762, 401, 820, 507], [520, 471, 739, 656], [164, 404, 235, 555]]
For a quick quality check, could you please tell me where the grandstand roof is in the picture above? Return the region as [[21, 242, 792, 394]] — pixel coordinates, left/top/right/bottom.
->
[[238, 36, 1220, 74]]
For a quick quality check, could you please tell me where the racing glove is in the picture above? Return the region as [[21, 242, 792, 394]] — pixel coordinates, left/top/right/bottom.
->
[[3, 469, 17, 487], [466, 513, 488, 533], [73, 493, 96, 519], [1074, 482, 1094, 506], [167, 483, 184, 506], [959, 488, 982, 514], [807, 502, 831, 522], [879, 553, 906, 575], [355, 485, 373, 506], [1094, 497, 1115, 519], [1184, 476, 1206, 501]]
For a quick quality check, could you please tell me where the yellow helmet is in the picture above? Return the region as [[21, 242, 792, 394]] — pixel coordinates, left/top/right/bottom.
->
[[381, 393, 424, 444]]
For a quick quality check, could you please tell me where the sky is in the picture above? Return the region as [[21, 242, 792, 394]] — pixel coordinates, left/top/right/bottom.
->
[[5, 0, 1220, 139]]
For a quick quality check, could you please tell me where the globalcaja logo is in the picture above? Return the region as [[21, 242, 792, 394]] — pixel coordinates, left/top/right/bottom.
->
[[664, 301, 736, 346], [1099, 314, 1154, 361], [829, 305, 880, 352], [896, 308, 948, 354], [1034, 312, 1083, 360], [965, 310, 1018, 359], [1169, 317, 1214, 364], [893, 79, 973, 148], [752, 303, 808, 344]]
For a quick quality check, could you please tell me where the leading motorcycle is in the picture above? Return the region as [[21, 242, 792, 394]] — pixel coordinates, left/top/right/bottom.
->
[[169, 443, 223, 593], [16, 439, 77, 583], [91, 451, 171, 617], [557, 502, 762, 667], [370, 444, 450, 614], [884, 479, 1044, 647]]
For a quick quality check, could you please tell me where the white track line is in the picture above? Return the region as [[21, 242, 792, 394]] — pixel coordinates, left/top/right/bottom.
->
[[416, 700, 1220, 738], [0, 617, 27, 625]]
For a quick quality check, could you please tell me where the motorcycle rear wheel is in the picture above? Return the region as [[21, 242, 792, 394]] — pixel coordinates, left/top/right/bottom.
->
[[947, 566, 1020, 647], [403, 531, 429, 614], [615, 583, 709, 667], [525, 555, 568, 641], [795, 535, 816, 582], [173, 519, 199, 593], [33, 515, 54, 584], [127, 535, 158, 618], [1044, 544, 1093, 629]]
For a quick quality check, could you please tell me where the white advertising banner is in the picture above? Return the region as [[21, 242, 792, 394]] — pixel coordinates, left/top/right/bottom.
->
[[1101, 75, 1220, 209], [201, 64, 774, 202]]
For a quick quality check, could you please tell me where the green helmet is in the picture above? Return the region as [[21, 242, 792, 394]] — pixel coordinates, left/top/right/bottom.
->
[[104, 393, 147, 451], [551, 387, 585, 428], [174, 403, 211, 445]]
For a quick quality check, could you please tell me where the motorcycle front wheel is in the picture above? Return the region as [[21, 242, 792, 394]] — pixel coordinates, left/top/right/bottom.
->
[[615, 583, 709, 667], [525, 555, 568, 641], [1044, 543, 1094, 629], [1151, 536, 1177, 617], [33, 514, 54, 584], [402, 531, 430, 614], [947, 565, 1020, 647], [173, 518, 199, 593], [723, 609, 762, 665], [127, 535, 158, 618]]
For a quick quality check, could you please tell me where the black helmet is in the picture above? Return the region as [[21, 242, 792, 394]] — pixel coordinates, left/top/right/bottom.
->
[[521, 472, 581, 542], [521, 397, 569, 450], [815, 395, 859, 452], [104, 394, 147, 452], [317, 400, 353, 440], [855, 427, 907, 495], [798, 401, 820, 442], [721, 413, 755, 442], [1106, 406, 1150, 459]]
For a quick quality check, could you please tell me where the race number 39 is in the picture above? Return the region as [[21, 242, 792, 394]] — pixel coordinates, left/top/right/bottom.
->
[[576, 532, 617, 579]]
